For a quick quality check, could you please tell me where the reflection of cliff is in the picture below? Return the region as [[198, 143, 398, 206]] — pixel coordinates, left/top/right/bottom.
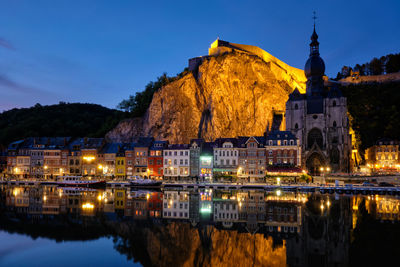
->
[[111, 222, 286, 267]]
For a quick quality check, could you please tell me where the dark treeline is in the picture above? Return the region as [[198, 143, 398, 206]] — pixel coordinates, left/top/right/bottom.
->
[[336, 53, 400, 80], [341, 81, 400, 151], [117, 69, 189, 117], [0, 102, 129, 148]]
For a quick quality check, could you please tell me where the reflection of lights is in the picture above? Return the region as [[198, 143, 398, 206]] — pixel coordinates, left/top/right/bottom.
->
[[200, 206, 211, 213], [276, 189, 282, 196], [238, 201, 242, 207], [82, 203, 94, 209], [327, 200, 330, 207], [43, 195, 47, 201], [320, 204, 324, 211]]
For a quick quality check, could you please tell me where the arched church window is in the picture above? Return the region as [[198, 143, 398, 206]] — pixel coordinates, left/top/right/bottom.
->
[[307, 128, 323, 149], [295, 123, 299, 129], [295, 104, 298, 110], [333, 100, 336, 107], [330, 147, 340, 164], [333, 121, 337, 127]]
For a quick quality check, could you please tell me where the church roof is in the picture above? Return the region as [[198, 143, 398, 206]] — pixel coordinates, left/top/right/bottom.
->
[[327, 85, 343, 98], [288, 88, 305, 101]]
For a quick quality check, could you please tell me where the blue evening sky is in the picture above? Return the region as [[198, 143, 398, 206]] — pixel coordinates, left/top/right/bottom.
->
[[0, 0, 399, 111]]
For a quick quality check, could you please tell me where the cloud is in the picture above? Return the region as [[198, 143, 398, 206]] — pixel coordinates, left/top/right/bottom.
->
[[0, 38, 15, 50], [0, 74, 47, 95]]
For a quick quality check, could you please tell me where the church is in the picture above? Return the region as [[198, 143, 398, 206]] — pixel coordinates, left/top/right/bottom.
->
[[285, 25, 351, 175]]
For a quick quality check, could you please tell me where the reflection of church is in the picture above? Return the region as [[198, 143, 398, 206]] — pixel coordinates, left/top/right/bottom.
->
[[285, 25, 351, 175]]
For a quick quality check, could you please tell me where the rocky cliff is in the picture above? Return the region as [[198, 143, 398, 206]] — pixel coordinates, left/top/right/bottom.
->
[[107, 43, 306, 143]]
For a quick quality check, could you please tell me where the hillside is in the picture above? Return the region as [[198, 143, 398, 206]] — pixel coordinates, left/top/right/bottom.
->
[[340, 81, 400, 151], [0, 103, 128, 148], [107, 40, 307, 143]]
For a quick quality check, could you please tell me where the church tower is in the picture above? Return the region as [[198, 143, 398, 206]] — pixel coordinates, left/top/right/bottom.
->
[[285, 21, 351, 175]]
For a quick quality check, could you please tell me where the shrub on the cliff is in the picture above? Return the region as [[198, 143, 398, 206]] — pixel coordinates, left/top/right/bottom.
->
[[118, 69, 189, 117]]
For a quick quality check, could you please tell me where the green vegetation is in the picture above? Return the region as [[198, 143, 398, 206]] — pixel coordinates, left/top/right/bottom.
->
[[299, 173, 312, 183], [118, 69, 189, 117], [341, 81, 400, 151], [336, 53, 400, 79], [0, 102, 128, 148]]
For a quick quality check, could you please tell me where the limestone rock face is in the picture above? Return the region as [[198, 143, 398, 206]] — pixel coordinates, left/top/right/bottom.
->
[[108, 50, 306, 143]]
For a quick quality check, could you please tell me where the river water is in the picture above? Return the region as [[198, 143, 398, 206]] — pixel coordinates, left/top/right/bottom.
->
[[0, 185, 399, 267]]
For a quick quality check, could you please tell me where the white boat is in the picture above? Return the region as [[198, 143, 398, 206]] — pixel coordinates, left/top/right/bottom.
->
[[56, 176, 106, 188]]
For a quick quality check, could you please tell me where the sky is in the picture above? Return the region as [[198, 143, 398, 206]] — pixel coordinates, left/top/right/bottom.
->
[[0, 0, 399, 111]]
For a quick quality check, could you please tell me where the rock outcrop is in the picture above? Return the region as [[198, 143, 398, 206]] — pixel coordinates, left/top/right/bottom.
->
[[107, 41, 307, 143]]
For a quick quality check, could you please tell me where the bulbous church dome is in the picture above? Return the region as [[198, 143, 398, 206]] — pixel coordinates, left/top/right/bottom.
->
[[304, 27, 325, 78], [305, 55, 325, 78]]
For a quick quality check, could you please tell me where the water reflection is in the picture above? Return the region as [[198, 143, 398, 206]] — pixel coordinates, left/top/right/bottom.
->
[[1, 185, 400, 266]]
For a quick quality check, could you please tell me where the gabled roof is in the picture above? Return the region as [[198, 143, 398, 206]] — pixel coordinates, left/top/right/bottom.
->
[[101, 142, 123, 154], [214, 138, 238, 147], [150, 140, 169, 150], [137, 137, 154, 147], [288, 88, 305, 101], [266, 131, 297, 141], [165, 144, 190, 150], [327, 85, 343, 98]]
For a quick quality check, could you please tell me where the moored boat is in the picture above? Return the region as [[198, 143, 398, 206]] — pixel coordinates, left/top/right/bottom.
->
[[56, 176, 106, 188]]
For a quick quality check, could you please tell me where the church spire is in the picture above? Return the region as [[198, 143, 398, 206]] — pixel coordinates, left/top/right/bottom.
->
[[310, 11, 320, 56]]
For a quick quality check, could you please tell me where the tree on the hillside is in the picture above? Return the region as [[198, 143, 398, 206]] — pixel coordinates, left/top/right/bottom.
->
[[386, 54, 400, 73], [369, 58, 383, 75]]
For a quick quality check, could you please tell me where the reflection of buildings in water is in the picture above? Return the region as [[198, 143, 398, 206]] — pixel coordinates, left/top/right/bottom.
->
[[265, 194, 304, 236], [286, 195, 352, 267], [352, 195, 400, 222], [237, 191, 266, 232], [199, 189, 213, 221], [213, 198, 238, 228], [163, 190, 189, 219], [147, 192, 163, 218]]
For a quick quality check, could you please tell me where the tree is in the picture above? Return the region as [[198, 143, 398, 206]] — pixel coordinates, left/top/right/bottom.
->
[[118, 70, 189, 117], [386, 53, 400, 73], [369, 58, 383, 75]]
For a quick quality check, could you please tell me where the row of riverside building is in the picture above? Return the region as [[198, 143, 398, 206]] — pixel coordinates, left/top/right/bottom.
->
[[5, 131, 302, 180]]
